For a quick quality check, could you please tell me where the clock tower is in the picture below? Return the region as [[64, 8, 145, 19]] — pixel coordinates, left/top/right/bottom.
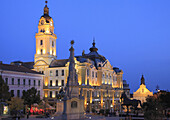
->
[[34, 1, 57, 65]]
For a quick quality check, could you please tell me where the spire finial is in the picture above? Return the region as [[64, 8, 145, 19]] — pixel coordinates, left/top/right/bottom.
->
[[92, 37, 95, 47], [141, 74, 145, 85], [44, 0, 49, 15], [71, 40, 74, 46], [45, 0, 48, 5]]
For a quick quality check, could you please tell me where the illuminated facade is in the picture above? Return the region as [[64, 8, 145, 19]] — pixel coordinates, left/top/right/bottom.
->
[[133, 75, 153, 104], [33, 2, 124, 112]]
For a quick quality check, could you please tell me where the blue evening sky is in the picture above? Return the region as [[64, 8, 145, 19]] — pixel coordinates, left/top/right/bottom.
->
[[0, 0, 170, 93]]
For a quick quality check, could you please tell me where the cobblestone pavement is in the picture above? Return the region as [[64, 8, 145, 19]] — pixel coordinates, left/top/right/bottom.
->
[[20, 115, 144, 120]]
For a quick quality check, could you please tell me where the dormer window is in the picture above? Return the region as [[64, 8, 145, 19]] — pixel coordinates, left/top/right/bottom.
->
[[40, 40, 43, 45]]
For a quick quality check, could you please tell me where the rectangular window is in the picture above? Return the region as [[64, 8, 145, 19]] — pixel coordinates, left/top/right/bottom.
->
[[17, 90, 20, 97], [50, 70, 52, 76], [29, 79, 31, 85], [38, 91, 40, 95], [11, 90, 14, 97], [56, 80, 58, 86], [62, 80, 64, 86], [34, 80, 36, 86], [12, 78, 14, 85], [96, 72, 97, 78], [50, 91, 52, 98], [62, 70, 64, 76], [5, 78, 8, 85], [50, 80, 52, 87], [18, 79, 20, 85], [38, 80, 40, 86], [87, 69, 89, 76], [92, 71, 94, 78], [56, 91, 58, 98], [56, 70, 58, 76], [23, 79, 25, 85], [87, 91, 89, 97], [40, 40, 43, 45]]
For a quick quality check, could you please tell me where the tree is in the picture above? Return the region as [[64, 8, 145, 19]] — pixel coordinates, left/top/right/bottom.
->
[[22, 87, 41, 108], [0, 75, 11, 102], [143, 90, 170, 120], [7, 97, 24, 115]]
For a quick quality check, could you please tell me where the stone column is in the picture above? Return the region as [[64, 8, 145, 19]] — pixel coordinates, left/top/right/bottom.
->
[[89, 90, 92, 113], [84, 90, 87, 111], [101, 91, 103, 109]]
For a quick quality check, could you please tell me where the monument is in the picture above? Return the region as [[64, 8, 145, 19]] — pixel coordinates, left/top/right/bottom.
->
[[62, 40, 85, 120]]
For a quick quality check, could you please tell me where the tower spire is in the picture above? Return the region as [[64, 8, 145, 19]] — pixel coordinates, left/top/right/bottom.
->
[[44, 0, 49, 15], [89, 38, 98, 52], [141, 74, 145, 85]]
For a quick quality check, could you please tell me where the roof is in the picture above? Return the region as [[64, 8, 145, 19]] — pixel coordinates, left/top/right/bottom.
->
[[0, 63, 42, 75], [11, 61, 34, 69], [113, 67, 122, 73], [50, 59, 69, 67]]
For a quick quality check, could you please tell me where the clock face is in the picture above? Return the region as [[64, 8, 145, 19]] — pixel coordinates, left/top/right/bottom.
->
[[41, 20, 44, 25], [50, 21, 53, 26]]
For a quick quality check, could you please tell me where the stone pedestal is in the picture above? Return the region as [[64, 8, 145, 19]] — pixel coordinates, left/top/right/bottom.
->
[[63, 97, 84, 120], [56, 100, 64, 115]]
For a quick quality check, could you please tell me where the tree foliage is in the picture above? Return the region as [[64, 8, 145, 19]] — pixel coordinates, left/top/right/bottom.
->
[[8, 97, 24, 111], [0, 75, 11, 102], [143, 91, 170, 120], [22, 87, 41, 108]]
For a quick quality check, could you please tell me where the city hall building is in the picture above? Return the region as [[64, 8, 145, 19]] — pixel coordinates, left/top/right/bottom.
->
[[8, 1, 126, 112], [30, 2, 125, 112]]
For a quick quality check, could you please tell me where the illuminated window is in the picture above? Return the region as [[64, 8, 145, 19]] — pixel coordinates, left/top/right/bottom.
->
[[62, 80, 64, 86], [40, 40, 43, 45]]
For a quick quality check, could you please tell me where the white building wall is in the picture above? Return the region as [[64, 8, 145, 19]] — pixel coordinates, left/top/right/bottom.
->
[[1, 71, 44, 99]]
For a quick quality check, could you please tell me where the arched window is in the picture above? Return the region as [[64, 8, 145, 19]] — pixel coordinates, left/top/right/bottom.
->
[[52, 41, 54, 47], [71, 101, 77, 108], [40, 40, 43, 45]]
